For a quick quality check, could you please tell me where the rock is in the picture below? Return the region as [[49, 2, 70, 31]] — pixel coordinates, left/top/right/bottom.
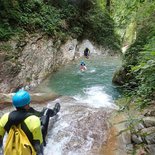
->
[[131, 134, 143, 144], [135, 146, 147, 155], [141, 127, 155, 144], [0, 53, 6, 63], [144, 110, 155, 117], [31, 93, 60, 103], [134, 123, 145, 131], [0, 92, 60, 107], [143, 117, 155, 127], [126, 144, 133, 154], [0, 93, 12, 104], [146, 144, 155, 155]]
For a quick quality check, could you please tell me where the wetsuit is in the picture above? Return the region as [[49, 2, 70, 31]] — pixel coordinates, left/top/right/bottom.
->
[[84, 48, 90, 58], [0, 107, 57, 155]]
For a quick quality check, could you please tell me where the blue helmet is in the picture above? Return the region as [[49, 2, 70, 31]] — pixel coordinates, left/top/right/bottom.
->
[[81, 61, 85, 65], [12, 90, 31, 107]]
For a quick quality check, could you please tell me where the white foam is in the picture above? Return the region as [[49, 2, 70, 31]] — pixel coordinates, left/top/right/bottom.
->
[[44, 137, 68, 155], [73, 86, 119, 109], [89, 69, 96, 73]]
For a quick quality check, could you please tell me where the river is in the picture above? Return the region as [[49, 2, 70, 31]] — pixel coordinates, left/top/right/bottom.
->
[[34, 55, 122, 155]]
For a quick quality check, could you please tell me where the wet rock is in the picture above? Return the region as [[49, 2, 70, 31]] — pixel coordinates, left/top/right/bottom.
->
[[0, 92, 59, 106], [44, 96, 111, 155], [31, 93, 60, 103], [112, 67, 128, 85]]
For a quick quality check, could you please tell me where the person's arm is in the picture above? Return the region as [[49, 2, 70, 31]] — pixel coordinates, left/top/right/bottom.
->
[[29, 107, 42, 117], [33, 140, 44, 155], [32, 120, 44, 155]]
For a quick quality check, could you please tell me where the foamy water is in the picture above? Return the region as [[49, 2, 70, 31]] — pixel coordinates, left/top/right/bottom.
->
[[73, 86, 119, 109], [37, 56, 121, 155]]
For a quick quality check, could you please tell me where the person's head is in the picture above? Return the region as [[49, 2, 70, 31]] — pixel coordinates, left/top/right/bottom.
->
[[81, 61, 85, 65], [12, 90, 31, 109]]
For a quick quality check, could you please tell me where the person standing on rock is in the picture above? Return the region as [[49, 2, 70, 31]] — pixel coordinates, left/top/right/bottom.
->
[[84, 48, 90, 59], [0, 90, 60, 155]]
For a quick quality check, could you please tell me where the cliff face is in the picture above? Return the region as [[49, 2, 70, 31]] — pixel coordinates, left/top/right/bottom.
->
[[0, 34, 109, 93]]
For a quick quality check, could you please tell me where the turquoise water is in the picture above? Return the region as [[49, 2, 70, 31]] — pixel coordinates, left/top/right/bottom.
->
[[46, 56, 121, 102], [43, 55, 122, 155]]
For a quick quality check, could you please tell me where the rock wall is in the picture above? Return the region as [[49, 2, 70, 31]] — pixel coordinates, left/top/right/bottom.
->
[[0, 34, 110, 93]]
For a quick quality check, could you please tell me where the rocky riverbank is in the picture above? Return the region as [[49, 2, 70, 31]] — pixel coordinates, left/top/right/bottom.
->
[[110, 105, 155, 155], [0, 92, 59, 110], [0, 34, 114, 93], [130, 107, 155, 155]]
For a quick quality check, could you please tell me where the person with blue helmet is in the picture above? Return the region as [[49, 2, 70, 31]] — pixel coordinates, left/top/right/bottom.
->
[[81, 61, 85, 65], [80, 61, 87, 72], [0, 90, 60, 155], [12, 90, 31, 107]]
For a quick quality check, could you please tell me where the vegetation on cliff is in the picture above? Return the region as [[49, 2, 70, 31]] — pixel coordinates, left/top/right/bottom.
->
[[112, 0, 155, 108], [0, 0, 120, 50], [0, 0, 154, 107]]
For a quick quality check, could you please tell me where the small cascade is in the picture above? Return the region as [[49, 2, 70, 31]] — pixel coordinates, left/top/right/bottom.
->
[[36, 55, 122, 155]]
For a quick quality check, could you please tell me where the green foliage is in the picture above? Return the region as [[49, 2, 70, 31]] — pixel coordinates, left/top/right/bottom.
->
[[0, 0, 120, 51], [112, 0, 155, 108], [0, 24, 13, 40], [111, 0, 155, 45], [130, 37, 155, 106], [84, 7, 120, 49], [123, 20, 155, 108], [0, 1, 67, 40]]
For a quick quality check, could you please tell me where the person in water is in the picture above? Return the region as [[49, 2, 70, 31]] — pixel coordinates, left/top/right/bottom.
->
[[84, 48, 90, 59], [80, 61, 87, 71], [0, 90, 60, 155]]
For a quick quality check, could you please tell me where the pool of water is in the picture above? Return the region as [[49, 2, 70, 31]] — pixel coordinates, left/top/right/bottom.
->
[[35, 55, 123, 155], [39, 55, 122, 108]]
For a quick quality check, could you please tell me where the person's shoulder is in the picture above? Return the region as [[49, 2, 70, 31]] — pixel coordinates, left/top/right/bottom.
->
[[0, 112, 9, 120], [26, 115, 40, 120], [24, 115, 41, 129], [0, 112, 10, 126]]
